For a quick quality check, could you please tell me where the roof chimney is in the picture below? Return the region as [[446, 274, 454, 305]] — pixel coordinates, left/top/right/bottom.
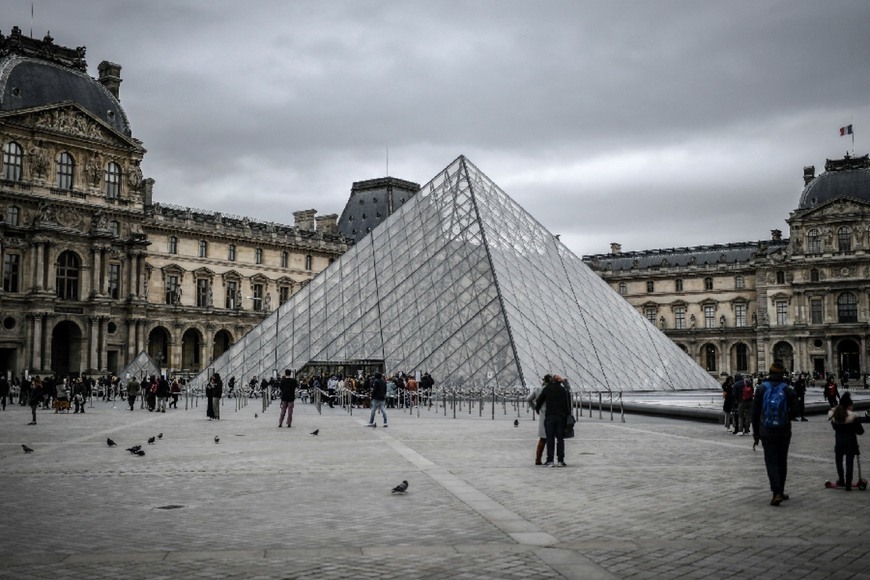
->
[[771, 229, 782, 241], [98, 61, 122, 99], [315, 214, 339, 235], [803, 165, 815, 186], [293, 209, 317, 231], [610, 242, 622, 255]]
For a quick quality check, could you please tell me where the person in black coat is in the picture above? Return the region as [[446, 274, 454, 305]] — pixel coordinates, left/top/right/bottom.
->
[[828, 392, 866, 490], [535, 375, 571, 467]]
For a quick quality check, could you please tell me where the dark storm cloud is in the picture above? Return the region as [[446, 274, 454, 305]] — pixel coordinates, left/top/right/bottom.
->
[[6, 0, 870, 254]]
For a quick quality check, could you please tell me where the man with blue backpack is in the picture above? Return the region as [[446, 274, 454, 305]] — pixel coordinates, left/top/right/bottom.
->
[[751, 360, 798, 506]]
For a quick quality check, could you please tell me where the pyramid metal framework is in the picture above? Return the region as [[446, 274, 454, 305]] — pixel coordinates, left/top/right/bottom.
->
[[191, 156, 719, 392], [120, 351, 161, 382]]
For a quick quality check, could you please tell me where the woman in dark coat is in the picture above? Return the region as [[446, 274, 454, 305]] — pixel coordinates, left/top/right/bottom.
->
[[828, 392, 865, 490]]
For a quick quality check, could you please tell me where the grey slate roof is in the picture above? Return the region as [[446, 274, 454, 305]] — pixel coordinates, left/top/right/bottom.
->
[[583, 240, 789, 272]]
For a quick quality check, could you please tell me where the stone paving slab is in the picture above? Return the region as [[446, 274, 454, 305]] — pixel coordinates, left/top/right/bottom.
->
[[1, 397, 868, 578]]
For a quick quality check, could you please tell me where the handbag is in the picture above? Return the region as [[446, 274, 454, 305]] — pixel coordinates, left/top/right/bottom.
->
[[564, 386, 576, 438]]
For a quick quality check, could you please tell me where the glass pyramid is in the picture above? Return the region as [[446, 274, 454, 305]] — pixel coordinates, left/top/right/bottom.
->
[[191, 156, 719, 392]]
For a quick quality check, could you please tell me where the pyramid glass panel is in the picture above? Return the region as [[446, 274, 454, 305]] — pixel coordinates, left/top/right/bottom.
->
[[191, 156, 720, 393]]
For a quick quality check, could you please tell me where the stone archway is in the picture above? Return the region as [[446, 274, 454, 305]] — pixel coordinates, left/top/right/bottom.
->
[[772, 341, 794, 373], [147, 326, 171, 370], [213, 329, 233, 361], [51, 320, 84, 377], [836, 338, 860, 380], [181, 328, 202, 372]]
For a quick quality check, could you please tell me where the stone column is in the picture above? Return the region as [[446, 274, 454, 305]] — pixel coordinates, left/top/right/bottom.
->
[[44, 241, 57, 293], [137, 319, 147, 356], [99, 317, 108, 372], [42, 314, 55, 374], [126, 318, 137, 361], [826, 337, 834, 376], [92, 247, 103, 296], [89, 316, 99, 371], [860, 336, 867, 379], [30, 241, 42, 290], [127, 253, 136, 299], [30, 313, 44, 371]]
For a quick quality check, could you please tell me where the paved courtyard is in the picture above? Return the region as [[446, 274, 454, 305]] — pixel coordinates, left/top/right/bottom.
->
[[1, 394, 868, 579]]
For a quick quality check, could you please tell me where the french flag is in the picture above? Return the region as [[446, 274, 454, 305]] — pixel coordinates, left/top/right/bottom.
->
[[840, 124, 853, 136]]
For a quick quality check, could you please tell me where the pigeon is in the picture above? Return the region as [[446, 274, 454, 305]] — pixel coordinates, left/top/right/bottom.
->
[[147, 436, 156, 445], [513, 419, 519, 428], [310, 429, 319, 436], [136, 449, 146, 456], [22, 444, 35, 454], [254, 413, 258, 418], [157, 433, 163, 439], [214, 436, 220, 444], [391, 480, 409, 494], [107, 438, 117, 447], [126, 445, 142, 454]]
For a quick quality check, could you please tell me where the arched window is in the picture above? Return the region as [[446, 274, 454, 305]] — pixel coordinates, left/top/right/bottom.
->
[[618, 282, 627, 296], [56, 251, 81, 300], [305, 254, 312, 271], [2, 141, 23, 181], [806, 228, 821, 255], [838, 226, 852, 253], [56, 152, 75, 190], [105, 161, 121, 198], [704, 344, 717, 372], [837, 292, 858, 323], [704, 277, 713, 291]]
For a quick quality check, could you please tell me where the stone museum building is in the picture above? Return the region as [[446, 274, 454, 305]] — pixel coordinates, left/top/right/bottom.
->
[[0, 27, 349, 378], [583, 154, 870, 380]]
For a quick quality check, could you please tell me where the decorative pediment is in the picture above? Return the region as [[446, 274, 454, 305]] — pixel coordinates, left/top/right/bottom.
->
[[0, 103, 142, 150], [769, 292, 791, 305], [193, 266, 216, 279], [276, 276, 296, 287], [221, 270, 242, 284], [160, 263, 186, 280], [250, 273, 269, 287]]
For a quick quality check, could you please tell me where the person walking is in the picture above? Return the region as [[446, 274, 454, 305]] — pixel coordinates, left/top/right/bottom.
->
[[169, 378, 181, 409], [733, 374, 754, 435], [527, 375, 550, 465], [751, 360, 798, 506], [794, 373, 808, 421], [156, 375, 170, 413], [825, 376, 840, 408], [367, 372, 388, 428], [211, 373, 223, 420], [0, 374, 9, 411], [535, 374, 571, 467], [278, 369, 297, 428], [27, 376, 43, 425], [126, 375, 140, 411], [722, 375, 737, 433], [828, 392, 865, 491]]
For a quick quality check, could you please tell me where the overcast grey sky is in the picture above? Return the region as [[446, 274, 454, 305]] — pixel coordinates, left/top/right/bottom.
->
[[6, 1, 870, 256]]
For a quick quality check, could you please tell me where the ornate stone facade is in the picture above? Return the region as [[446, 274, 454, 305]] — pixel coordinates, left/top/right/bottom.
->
[[583, 155, 870, 380], [0, 28, 349, 378]]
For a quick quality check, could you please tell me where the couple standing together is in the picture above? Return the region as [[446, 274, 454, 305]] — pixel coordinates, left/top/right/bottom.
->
[[529, 374, 573, 467]]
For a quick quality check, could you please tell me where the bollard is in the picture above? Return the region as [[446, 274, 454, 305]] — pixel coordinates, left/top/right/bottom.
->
[[598, 392, 603, 420], [452, 391, 456, 419]]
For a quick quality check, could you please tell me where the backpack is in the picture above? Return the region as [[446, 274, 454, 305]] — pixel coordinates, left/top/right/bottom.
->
[[741, 382, 754, 401], [761, 381, 788, 428]]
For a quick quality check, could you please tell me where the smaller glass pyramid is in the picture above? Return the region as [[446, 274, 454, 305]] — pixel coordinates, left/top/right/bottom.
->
[[191, 156, 719, 393]]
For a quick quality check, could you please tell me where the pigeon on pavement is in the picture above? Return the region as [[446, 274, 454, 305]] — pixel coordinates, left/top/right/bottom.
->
[[310, 429, 319, 436], [214, 436, 220, 444], [147, 436, 156, 445], [22, 444, 35, 454], [157, 433, 163, 439], [513, 419, 519, 428], [126, 445, 142, 454], [135, 449, 146, 456], [254, 413, 258, 418], [107, 438, 117, 447], [391, 480, 408, 494]]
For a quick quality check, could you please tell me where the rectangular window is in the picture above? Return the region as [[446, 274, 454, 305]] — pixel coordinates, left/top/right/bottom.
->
[[674, 306, 685, 330], [675, 279, 683, 292], [279, 286, 290, 304], [281, 251, 289, 268], [165, 275, 179, 305], [3, 253, 20, 292], [776, 300, 788, 325], [645, 306, 656, 324], [107, 263, 121, 299], [168, 236, 178, 254], [735, 303, 746, 327], [811, 299, 823, 324], [105, 162, 121, 198], [225, 281, 238, 309], [735, 276, 744, 289], [109, 220, 120, 237], [228, 244, 236, 261], [646, 280, 654, 293], [6, 206, 19, 226], [305, 255, 312, 270], [807, 232, 821, 255], [199, 240, 208, 258], [196, 279, 210, 307], [252, 283, 264, 312], [704, 305, 715, 328], [255, 248, 263, 265]]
